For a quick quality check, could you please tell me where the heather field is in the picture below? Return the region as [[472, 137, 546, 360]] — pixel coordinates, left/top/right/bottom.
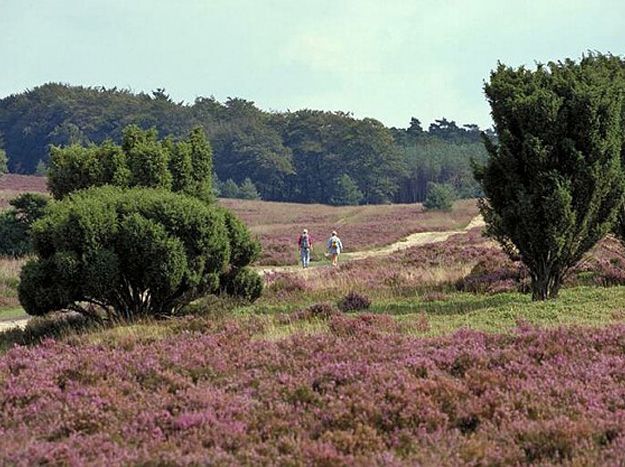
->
[[3, 318, 625, 465], [0, 174, 47, 209], [4, 180, 625, 464], [220, 198, 479, 265]]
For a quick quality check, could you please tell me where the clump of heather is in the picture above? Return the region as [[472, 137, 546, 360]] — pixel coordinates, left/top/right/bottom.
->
[[264, 271, 310, 299], [457, 253, 528, 294], [290, 302, 341, 322], [421, 291, 448, 302], [338, 291, 371, 312], [4, 324, 625, 463], [329, 313, 398, 336]]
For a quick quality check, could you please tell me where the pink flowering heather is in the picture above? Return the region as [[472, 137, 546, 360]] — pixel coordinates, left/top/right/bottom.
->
[[2, 322, 625, 464], [219, 198, 479, 265]]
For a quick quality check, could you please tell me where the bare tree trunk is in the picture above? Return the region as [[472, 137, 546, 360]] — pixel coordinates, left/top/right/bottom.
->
[[531, 264, 562, 301]]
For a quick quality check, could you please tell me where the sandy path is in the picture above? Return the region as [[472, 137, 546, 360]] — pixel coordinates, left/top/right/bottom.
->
[[256, 215, 484, 276], [0, 317, 29, 333]]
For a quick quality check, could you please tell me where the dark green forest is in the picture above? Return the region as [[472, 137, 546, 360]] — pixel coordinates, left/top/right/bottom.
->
[[0, 83, 492, 204]]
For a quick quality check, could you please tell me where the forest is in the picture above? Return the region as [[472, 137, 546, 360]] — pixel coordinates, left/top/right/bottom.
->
[[0, 84, 490, 204]]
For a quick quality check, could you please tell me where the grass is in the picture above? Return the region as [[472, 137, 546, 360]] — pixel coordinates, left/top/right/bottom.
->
[[0, 256, 27, 310], [1, 280, 624, 356], [0, 307, 26, 321], [376, 286, 625, 336], [237, 286, 625, 340]]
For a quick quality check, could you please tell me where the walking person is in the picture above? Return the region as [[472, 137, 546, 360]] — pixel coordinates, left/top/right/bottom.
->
[[326, 230, 343, 267], [298, 229, 313, 268]]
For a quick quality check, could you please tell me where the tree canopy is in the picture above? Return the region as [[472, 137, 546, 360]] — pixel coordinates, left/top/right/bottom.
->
[[475, 54, 625, 300], [0, 83, 490, 204], [48, 125, 214, 201]]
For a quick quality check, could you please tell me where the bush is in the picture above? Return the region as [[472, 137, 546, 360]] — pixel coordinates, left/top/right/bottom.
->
[[457, 255, 528, 294], [0, 193, 50, 256], [18, 187, 261, 319], [338, 291, 371, 312], [423, 182, 456, 211], [220, 267, 263, 302], [289, 302, 340, 322]]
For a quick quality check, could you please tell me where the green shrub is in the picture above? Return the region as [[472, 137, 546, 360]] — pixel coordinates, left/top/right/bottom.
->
[[18, 187, 261, 319], [238, 178, 261, 200], [0, 193, 50, 256], [423, 182, 456, 211], [220, 267, 263, 301], [331, 174, 363, 206]]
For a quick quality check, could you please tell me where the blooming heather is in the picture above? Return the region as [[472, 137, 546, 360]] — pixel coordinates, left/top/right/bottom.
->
[[2, 322, 625, 464]]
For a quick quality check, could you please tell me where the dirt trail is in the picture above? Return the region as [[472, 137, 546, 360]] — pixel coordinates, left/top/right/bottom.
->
[[0, 318, 29, 333], [256, 215, 485, 276]]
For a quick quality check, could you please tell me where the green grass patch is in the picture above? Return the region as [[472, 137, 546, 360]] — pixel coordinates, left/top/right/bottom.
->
[[0, 306, 26, 321], [4, 286, 625, 354], [242, 286, 625, 339], [374, 286, 625, 336]]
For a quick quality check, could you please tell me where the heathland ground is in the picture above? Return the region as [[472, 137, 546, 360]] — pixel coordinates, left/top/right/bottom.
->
[[3, 175, 625, 463]]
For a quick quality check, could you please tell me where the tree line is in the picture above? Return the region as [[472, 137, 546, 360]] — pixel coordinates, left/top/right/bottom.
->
[[0, 83, 489, 204]]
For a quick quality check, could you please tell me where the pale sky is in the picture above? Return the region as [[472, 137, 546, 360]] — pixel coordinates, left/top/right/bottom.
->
[[1, 0, 624, 129]]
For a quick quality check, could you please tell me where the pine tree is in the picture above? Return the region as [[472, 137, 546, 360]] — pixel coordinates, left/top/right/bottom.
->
[[238, 178, 261, 200], [34, 159, 48, 176], [423, 182, 455, 211], [0, 148, 9, 174], [221, 179, 240, 198], [330, 174, 363, 205]]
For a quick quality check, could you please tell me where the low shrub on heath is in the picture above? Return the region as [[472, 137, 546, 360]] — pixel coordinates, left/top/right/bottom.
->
[[338, 291, 371, 312], [289, 302, 341, 322]]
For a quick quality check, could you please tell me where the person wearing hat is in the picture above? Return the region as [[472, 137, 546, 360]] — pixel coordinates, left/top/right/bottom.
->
[[297, 228, 313, 268], [326, 230, 343, 267]]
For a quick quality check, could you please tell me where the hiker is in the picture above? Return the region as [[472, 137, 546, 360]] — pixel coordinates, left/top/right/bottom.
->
[[326, 230, 343, 266], [298, 229, 313, 268]]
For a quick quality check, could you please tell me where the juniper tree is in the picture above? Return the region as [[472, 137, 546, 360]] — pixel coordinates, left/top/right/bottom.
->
[[475, 55, 625, 300], [238, 178, 261, 200], [18, 187, 262, 319], [48, 126, 213, 200], [330, 174, 363, 206]]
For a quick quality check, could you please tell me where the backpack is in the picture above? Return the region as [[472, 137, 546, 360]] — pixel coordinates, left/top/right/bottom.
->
[[301, 234, 310, 249], [331, 238, 338, 249]]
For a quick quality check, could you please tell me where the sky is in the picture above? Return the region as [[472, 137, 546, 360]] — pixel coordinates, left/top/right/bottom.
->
[[1, 0, 625, 129]]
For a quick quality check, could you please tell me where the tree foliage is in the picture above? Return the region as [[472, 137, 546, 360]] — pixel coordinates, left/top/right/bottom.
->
[[423, 182, 456, 211], [330, 174, 363, 206], [238, 178, 261, 200], [475, 55, 625, 300], [18, 187, 261, 319], [0, 83, 489, 204], [48, 126, 213, 201], [0, 148, 7, 174], [0, 193, 50, 256]]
